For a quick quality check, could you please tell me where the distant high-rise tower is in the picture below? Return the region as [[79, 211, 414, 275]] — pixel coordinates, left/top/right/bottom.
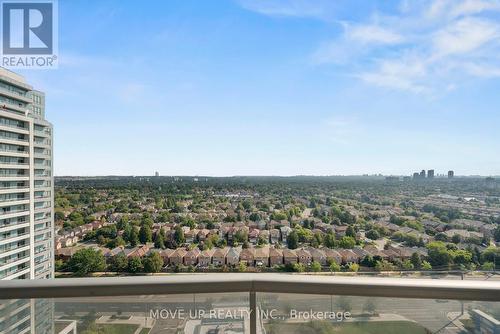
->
[[155, 171, 159, 177], [420, 170, 426, 178], [427, 170, 434, 179], [448, 170, 454, 178]]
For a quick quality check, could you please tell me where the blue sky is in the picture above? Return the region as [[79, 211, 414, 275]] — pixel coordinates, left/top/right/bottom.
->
[[19, 0, 500, 176]]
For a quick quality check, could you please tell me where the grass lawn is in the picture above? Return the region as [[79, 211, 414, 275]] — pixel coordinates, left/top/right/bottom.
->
[[139, 328, 151, 334], [265, 321, 430, 334], [81, 324, 139, 334]]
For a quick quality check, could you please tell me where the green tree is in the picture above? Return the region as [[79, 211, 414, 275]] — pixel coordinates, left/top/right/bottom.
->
[[55, 259, 65, 271], [287, 231, 299, 249], [128, 256, 143, 273], [324, 233, 336, 248], [494, 225, 500, 242], [427, 242, 453, 267], [271, 212, 287, 220], [482, 246, 500, 265], [295, 227, 313, 243], [249, 213, 261, 222], [435, 233, 449, 242], [346, 226, 356, 238], [421, 261, 432, 270], [129, 228, 139, 247], [339, 236, 356, 249], [142, 215, 154, 228], [157, 211, 170, 223], [310, 261, 322, 272], [143, 252, 163, 273], [54, 210, 65, 221], [110, 253, 128, 272], [410, 252, 422, 269], [292, 263, 306, 272], [311, 232, 323, 247], [329, 260, 341, 273], [238, 261, 247, 272], [68, 248, 105, 276], [139, 225, 152, 244], [348, 263, 360, 272], [451, 234, 462, 244], [107, 236, 125, 249], [361, 255, 376, 267], [481, 262, 495, 271], [122, 223, 132, 240], [375, 260, 395, 272], [257, 235, 268, 245], [366, 229, 380, 240], [155, 229, 166, 249], [174, 226, 185, 244], [402, 260, 414, 270], [452, 249, 472, 266], [234, 230, 248, 244]]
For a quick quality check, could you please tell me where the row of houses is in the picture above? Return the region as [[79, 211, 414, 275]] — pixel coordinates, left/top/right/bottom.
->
[[56, 244, 427, 269], [374, 220, 432, 243], [151, 221, 358, 246], [145, 223, 295, 245], [168, 245, 427, 268], [55, 220, 106, 249]]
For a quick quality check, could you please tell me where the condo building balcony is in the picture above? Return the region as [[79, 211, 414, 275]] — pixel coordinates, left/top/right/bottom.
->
[[33, 128, 51, 138], [0, 86, 32, 104], [0, 100, 28, 115], [0, 116, 27, 131], [0, 274, 499, 334]]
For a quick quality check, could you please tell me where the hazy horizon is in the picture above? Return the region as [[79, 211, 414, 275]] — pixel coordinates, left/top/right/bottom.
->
[[54, 173, 499, 178]]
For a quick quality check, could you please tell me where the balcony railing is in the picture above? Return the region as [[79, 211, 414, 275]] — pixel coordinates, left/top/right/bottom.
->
[[0, 254, 29, 267], [0, 266, 28, 280], [0, 274, 499, 334]]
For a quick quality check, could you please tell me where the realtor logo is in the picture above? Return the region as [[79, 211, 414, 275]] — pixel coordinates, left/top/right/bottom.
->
[[1, 0, 58, 68]]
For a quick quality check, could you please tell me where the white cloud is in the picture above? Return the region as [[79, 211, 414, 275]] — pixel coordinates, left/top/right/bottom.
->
[[347, 24, 404, 45], [461, 62, 500, 77], [238, 0, 500, 94], [432, 17, 499, 57], [311, 24, 404, 65], [357, 55, 429, 93], [449, 0, 500, 18], [312, 0, 500, 94], [426, 0, 453, 18], [236, 0, 334, 19]]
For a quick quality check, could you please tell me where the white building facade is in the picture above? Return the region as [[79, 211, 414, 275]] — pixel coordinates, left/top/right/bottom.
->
[[0, 68, 55, 334], [0, 67, 54, 281]]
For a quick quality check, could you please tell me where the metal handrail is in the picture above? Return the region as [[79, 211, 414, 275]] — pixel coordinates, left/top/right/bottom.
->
[[0, 273, 499, 301]]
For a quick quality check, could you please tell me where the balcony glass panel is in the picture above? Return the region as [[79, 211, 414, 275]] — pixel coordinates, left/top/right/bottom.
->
[[0, 293, 498, 334]]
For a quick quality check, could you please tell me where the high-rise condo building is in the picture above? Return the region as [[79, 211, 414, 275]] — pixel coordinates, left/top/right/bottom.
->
[[0, 68, 53, 281], [427, 169, 434, 179], [448, 170, 454, 179], [0, 68, 54, 334]]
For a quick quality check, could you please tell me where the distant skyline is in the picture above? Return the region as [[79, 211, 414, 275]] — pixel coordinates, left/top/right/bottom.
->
[[17, 0, 500, 176], [55, 173, 498, 177]]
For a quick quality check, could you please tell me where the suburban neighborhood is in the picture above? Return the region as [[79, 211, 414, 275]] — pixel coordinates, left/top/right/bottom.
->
[[53, 176, 500, 275]]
